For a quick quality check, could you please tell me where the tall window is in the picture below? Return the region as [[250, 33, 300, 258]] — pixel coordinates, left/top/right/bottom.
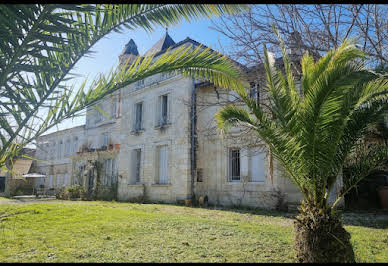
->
[[130, 149, 141, 184], [229, 148, 240, 181], [249, 82, 260, 103], [58, 140, 63, 159], [73, 137, 78, 154], [65, 139, 70, 156], [157, 94, 169, 126], [249, 147, 266, 182], [134, 102, 143, 131], [104, 159, 112, 186], [95, 106, 103, 123], [157, 145, 168, 184], [103, 133, 109, 147]]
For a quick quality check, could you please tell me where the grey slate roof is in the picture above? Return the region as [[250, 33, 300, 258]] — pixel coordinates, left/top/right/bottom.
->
[[121, 39, 139, 56], [144, 32, 176, 56]]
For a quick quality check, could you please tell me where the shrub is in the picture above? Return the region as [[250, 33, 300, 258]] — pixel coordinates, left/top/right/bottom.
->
[[55, 187, 69, 200], [67, 185, 86, 199]]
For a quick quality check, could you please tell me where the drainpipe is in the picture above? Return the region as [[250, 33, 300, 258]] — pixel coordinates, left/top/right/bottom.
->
[[190, 78, 197, 201]]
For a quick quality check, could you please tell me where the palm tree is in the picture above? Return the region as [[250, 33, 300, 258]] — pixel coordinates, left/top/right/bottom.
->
[[215, 32, 388, 262], [0, 4, 247, 171]]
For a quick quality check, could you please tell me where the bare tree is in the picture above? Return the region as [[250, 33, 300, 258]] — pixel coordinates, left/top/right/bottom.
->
[[211, 4, 388, 68]]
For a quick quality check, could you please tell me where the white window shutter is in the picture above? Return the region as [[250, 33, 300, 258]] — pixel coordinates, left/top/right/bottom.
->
[[155, 97, 160, 126], [249, 147, 266, 182], [130, 150, 136, 184], [141, 102, 144, 129], [167, 93, 171, 122], [132, 103, 136, 130], [240, 148, 249, 178], [159, 146, 168, 184]]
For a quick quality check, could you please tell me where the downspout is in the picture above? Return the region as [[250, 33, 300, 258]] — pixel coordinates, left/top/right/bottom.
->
[[190, 78, 197, 201]]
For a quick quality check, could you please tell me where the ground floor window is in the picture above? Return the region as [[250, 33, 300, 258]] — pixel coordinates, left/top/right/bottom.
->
[[229, 148, 240, 181], [249, 147, 266, 182], [130, 149, 141, 184], [157, 145, 169, 184], [104, 158, 117, 187]]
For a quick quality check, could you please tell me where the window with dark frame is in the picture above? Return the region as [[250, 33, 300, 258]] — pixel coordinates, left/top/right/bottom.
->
[[229, 148, 241, 181], [161, 94, 168, 125], [135, 102, 143, 131]]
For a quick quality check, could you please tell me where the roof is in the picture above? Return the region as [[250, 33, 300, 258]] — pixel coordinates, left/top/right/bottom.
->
[[121, 39, 139, 56], [144, 32, 176, 56]]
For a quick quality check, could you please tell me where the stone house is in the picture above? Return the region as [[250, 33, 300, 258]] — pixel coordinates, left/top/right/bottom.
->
[[35, 32, 343, 209]]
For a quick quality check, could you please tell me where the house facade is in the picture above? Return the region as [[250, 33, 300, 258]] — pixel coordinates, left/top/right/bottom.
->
[[35, 32, 343, 209]]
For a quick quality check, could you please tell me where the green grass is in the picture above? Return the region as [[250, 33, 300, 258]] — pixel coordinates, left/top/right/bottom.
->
[[0, 200, 387, 262]]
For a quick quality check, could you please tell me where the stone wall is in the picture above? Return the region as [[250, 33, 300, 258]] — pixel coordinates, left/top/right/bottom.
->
[[117, 73, 193, 203]]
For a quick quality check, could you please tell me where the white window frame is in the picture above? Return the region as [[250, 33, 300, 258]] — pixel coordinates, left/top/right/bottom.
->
[[156, 144, 169, 184], [156, 93, 171, 127], [134, 101, 143, 131]]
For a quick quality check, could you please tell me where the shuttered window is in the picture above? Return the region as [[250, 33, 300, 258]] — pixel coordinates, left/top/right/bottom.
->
[[156, 94, 171, 127], [158, 145, 168, 184], [249, 148, 266, 182], [130, 149, 141, 184]]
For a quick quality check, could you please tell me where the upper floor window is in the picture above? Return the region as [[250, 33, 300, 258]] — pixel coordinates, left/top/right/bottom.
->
[[95, 107, 103, 123], [249, 82, 260, 103], [133, 102, 143, 131], [103, 133, 109, 147], [156, 94, 170, 127], [65, 139, 70, 156], [73, 137, 78, 154], [136, 79, 145, 90]]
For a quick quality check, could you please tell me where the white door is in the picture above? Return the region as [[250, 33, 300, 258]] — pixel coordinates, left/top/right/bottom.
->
[[159, 145, 168, 184]]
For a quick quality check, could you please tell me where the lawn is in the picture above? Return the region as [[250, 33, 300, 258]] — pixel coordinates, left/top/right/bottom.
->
[[0, 199, 387, 262]]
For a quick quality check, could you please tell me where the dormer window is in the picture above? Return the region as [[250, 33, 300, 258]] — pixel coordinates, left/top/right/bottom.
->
[[136, 80, 145, 89]]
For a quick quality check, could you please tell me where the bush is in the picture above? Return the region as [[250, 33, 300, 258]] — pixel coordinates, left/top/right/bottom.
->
[[55, 187, 69, 200], [67, 185, 86, 199]]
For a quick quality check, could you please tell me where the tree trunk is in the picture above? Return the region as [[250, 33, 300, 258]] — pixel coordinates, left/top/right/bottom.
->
[[294, 205, 355, 263]]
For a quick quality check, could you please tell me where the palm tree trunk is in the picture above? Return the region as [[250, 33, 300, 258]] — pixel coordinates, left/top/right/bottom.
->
[[293, 203, 355, 263]]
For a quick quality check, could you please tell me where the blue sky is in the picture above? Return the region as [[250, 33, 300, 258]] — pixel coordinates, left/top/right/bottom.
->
[[48, 16, 232, 134]]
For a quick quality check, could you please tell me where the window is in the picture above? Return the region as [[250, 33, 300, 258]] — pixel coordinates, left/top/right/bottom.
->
[[134, 102, 143, 131], [136, 79, 145, 89], [103, 158, 117, 186], [130, 149, 141, 184], [65, 139, 70, 156], [157, 145, 168, 184], [229, 148, 240, 181], [103, 133, 109, 147], [58, 141, 63, 159], [95, 106, 103, 123], [104, 159, 112, 186], [249, 82, 260, 103], [248, 147, 266, 182], [156, 94, 170, 126], [73, 137, 78, 154]]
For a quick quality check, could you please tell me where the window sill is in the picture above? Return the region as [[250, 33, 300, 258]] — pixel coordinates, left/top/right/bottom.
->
[[130, 129, 145, 135], [154, 122, 171, 130], [128, 183, 143, 187], [151, 183, 172, 187]]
